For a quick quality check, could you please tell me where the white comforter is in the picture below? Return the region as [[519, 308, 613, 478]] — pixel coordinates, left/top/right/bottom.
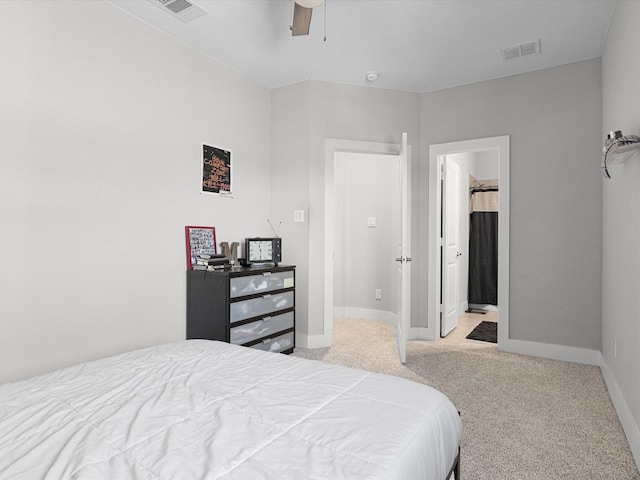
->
[[0, 340, 461, 479]]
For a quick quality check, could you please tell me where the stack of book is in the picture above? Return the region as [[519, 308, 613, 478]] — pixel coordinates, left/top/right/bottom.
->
[[193, 254, 231, 270]]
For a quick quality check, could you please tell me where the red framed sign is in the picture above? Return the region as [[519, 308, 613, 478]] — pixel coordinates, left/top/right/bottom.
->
[[185, 226, 217, 270]]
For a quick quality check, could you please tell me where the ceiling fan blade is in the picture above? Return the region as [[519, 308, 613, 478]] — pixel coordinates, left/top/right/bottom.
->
[[291, 2, 312, 36]]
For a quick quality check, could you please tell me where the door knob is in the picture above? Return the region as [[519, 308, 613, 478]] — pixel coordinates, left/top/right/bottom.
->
[[456, 251, 462, 257]]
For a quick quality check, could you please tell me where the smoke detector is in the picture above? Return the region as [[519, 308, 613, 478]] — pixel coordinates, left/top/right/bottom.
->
[[500, 39, 541, 61], [365, 71, 380, 82]]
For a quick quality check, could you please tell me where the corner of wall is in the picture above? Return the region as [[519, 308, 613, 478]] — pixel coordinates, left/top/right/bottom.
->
[[601, 356, 640, 467]]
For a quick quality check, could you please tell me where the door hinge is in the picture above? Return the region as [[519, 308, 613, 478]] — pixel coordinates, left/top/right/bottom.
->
[[395, 256, 412, 263]]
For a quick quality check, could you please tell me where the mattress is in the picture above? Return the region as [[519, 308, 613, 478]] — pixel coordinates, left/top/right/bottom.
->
[[0, 340, 461, 479]]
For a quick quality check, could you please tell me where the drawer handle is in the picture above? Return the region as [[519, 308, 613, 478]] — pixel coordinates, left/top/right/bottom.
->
[[262, 338, 272, 344], [262, 294, 272, 299], [263, 316, 272, 322], [262, 272, 272, 276]]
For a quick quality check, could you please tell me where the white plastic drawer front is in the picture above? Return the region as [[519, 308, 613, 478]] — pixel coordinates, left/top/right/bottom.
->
[[230, 270, 294, 298], [249, 331, 294, 354], [229, 291, 294, 324], [230, 311, 295, 345]]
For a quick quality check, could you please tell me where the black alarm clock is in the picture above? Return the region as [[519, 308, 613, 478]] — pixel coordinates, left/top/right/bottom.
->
[[244, 237, 282, 265]]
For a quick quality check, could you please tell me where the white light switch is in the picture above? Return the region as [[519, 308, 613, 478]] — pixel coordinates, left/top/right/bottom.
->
[[293, 210, 305, 223], [367, 217, 376, 227]]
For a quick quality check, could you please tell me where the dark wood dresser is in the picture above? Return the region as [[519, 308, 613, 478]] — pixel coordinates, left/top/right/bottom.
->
[[187, 264, 295, 354]]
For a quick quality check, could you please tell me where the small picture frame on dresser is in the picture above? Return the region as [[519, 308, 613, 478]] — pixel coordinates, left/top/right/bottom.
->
[[185, 226, 216, 270]]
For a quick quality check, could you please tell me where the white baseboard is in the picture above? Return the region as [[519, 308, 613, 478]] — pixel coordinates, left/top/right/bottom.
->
[[468, 303, 498, 312], [407, 327, 603, 367], [333, 306, 396, 324], [499, 337, 601, 366], [408, 327, 602, 365], [409, 326, 433, 340], [333, 306, 346, 319], [600, 356, 640, 468], [295, 332, 331, 349]]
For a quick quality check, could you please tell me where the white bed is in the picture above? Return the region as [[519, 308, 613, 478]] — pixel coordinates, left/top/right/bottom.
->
[[0, 340, 461, 479]]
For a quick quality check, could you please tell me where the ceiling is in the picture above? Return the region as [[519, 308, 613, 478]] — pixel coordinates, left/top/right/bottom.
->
[[109, 0, 616, 94]]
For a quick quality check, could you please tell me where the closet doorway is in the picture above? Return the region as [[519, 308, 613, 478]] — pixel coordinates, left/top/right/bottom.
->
[[427, 136, 510, 345], [332, 151, 400, 326], [323, 138, 411, 361]]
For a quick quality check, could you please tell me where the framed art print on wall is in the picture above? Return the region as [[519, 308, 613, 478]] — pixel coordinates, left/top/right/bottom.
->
[[201, 144, 232, 196], [185, 226, 217, 270]]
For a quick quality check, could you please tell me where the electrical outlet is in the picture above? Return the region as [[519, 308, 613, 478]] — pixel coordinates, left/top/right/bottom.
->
[[375, 289, 382, 300]]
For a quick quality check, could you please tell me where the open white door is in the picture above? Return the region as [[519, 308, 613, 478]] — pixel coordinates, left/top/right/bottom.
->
[[441, 157, 460, 336], [394, 133, 411, 363]]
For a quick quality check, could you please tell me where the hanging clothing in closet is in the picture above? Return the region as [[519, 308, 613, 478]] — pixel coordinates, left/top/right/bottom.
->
[[468, 179, 498, 306]]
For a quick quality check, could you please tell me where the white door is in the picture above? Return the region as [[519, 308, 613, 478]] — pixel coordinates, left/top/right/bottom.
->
[[441, 157, 460, 337], [394, 133, 411, 363]]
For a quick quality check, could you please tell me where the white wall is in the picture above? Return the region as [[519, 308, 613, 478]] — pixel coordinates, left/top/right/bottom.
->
[[0, 1, 272, 383], [474, 150, 499, 180], [333, 152, 400, 320], [270, 82, 311, 337], [0, 1, 608, 384], [601, 0, 640, 465]]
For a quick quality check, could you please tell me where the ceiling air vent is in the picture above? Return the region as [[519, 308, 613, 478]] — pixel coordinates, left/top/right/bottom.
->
[[500, 39, 541, 62], [148, 0, 207, 23]]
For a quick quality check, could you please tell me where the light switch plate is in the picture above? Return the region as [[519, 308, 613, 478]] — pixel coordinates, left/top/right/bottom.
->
[[293, 210, 305, 223], [367, 217, 376, 227]]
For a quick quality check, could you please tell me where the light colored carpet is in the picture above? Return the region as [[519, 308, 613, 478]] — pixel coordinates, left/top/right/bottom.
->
[[292, 318, 640, 480]]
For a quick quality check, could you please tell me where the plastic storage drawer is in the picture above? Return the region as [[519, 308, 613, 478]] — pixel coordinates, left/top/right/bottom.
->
[[230, 291, 294, 324], [229, 311, 295, 345], [248, 331, 294, 354], [230, 271, 294, 298]]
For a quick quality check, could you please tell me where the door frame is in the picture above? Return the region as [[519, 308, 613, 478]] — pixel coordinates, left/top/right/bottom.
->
[[324, 138, 410, 348], [427, 135, 510, 344]]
